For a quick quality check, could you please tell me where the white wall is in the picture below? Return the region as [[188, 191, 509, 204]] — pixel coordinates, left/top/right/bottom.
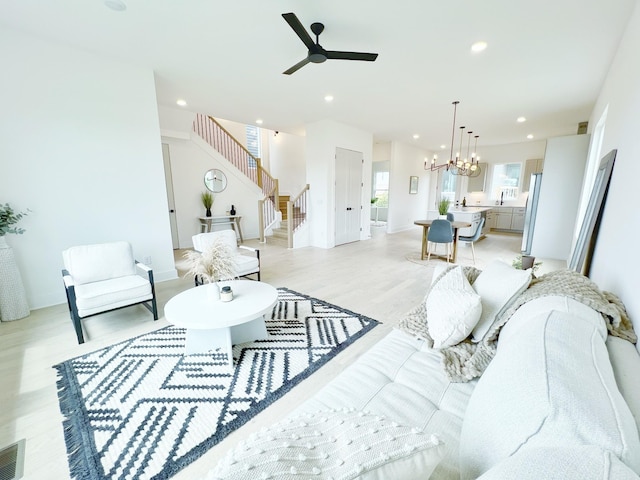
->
[[387, 141, 431, 233], [0, 28, 177, 310], [161, 135, 264, 247], [373, 142, 392, 161], [586, 0, 640, 338], [306, 120, 373, 248], [268, 132, 306, 196], [531, 135, 590, 260]]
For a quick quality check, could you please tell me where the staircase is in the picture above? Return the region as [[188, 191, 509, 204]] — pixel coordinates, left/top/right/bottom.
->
[[192, 114, 309, 248], [269, 195, 294, 246], [279, 196, 290, 220], [269, 220, 290, 246]]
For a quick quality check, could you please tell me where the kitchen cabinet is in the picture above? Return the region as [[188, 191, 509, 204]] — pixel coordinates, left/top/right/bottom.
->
[[495, 211, 513, 230], [522, 158, 544, 192], [511, 207, 526, 231], [485, 210, 496, 230], [466, 162, 487, 192], [492, 206, 525, 232]]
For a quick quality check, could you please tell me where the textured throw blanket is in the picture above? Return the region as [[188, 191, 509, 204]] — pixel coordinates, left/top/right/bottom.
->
[[398, 268, 637, 383]]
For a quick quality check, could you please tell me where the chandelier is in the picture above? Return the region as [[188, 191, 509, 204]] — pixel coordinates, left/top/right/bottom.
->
[[424, 101, 482, 178]]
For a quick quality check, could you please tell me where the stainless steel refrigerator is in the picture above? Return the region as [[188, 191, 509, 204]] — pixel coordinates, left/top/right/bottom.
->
[[521, 173, 542, 255]]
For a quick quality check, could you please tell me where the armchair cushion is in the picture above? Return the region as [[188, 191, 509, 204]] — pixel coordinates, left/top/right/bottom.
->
[[74, 275, 152, 317], [63, 241, 136, 285]]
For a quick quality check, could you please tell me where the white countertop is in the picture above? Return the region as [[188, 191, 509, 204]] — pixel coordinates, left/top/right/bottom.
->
[[448, 207, 493, 214]]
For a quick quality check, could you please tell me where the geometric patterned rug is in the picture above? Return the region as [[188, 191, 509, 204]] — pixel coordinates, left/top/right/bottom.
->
[[53, 288, 379, 480]]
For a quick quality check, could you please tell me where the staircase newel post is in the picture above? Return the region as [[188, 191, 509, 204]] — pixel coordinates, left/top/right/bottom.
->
[[274, 178, 280, 214], [258, 199, 265, 243], [256, 158, 263, 189], [287, 200, 293, 249]]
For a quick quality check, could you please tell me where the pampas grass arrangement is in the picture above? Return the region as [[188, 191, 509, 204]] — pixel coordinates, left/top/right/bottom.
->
[[183, 236, 237, 284]]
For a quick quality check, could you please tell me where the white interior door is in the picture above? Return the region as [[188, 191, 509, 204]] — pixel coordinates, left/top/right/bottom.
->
[[335, 147, 363, 246], [162, 143, 180, 249]]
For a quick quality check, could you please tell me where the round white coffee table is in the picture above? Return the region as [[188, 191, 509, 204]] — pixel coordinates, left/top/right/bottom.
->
[[164, 280, 278, 369]]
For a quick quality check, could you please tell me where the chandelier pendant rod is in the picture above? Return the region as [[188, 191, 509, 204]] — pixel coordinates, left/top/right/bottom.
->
[[448, 101, 459, 168]]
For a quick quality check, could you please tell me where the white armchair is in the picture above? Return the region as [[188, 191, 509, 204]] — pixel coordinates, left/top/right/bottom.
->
[[61, 241, 158, 344], [192, 230, 260, 283]]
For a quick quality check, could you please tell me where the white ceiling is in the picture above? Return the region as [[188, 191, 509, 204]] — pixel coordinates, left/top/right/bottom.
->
[[2, 0, 636, 152]]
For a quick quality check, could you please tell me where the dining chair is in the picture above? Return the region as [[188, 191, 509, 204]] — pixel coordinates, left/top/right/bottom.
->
[[427, 219, 454, 262], [458, 217, 485, 264]]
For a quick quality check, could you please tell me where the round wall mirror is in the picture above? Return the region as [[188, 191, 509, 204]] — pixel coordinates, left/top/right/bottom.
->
[[204, 169, 227, 193]]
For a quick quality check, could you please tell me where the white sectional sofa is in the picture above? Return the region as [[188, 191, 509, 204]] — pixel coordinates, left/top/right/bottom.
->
[[208, 261, 640, 479]]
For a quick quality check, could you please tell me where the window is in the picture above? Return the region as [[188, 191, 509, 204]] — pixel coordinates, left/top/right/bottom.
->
[[372, 171, 389, 207], [245, 124, 260, 168], [491, 163, 522, 200]]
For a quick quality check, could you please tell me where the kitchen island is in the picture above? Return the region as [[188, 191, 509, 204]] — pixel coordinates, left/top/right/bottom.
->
[[447, 207, 492, 237]]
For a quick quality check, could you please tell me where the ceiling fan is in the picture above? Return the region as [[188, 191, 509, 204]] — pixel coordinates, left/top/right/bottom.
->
[[281, 12, 378, 75]]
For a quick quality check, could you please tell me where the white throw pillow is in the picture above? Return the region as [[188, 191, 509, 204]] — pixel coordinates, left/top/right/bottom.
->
[[426, 266, 482, 348], [478, 446, 640, 480], [206, 409, 445, 480], [470, 260, 531, 342]]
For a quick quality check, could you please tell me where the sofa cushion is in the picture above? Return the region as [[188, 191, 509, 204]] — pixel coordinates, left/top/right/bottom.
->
[[426, 266, 482, 348], [294, 329, 477, 478], [607, 335, 640, 434], [478, 446, 640, 480], [470, 260, 531, 342], [63, 241, 136, 285], [459, 308, 640, 478], [208, 409, 445, 480]]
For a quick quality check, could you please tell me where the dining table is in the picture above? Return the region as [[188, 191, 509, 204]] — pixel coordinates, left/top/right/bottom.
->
[[414, 219, 472, 262]]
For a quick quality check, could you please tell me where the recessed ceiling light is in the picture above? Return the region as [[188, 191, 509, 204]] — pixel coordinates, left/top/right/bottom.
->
[[527, 134, 534, 139], [256, 119, 263, 125], [440, 144, 447, 149], [517, 116, 526, 123], [471, 41, 487, 52], [324, 95, 334, 102], [176, 99, 187, 107], [413, 134, 420, 140], [104, 0, 127, 11]]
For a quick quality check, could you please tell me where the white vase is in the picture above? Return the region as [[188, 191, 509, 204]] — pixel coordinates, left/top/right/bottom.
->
[[0, 236, 30, 321], [205, 282, 220, 301]]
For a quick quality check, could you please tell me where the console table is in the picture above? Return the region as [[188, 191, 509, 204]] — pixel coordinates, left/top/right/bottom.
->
[[199, 215, 243, 242]]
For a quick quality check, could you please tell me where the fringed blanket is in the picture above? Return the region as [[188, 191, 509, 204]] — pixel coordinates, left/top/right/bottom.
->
[[398, 268, 636, 383]]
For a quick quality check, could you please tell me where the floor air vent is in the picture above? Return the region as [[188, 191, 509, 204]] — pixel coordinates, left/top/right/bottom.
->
[[0, 439, 25, 480]]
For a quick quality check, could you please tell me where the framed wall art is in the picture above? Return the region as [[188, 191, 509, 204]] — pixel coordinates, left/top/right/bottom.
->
[[409, 176, 419, 194]]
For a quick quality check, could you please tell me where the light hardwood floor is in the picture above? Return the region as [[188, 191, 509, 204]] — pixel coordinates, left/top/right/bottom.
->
[[0, 228, 562, 479]]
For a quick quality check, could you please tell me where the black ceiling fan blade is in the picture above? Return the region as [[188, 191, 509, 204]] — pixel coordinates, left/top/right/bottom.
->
[[283, 57, 311, 75], [326, 51, 378, 62], [282, 13, 315, 50]]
